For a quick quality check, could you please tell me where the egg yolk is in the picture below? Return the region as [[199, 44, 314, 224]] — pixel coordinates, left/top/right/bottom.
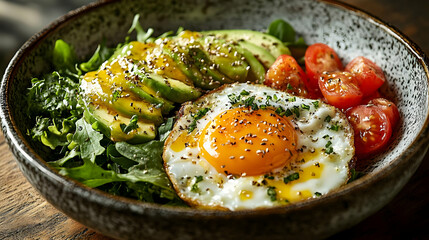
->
[[198, 107, 298, 176]]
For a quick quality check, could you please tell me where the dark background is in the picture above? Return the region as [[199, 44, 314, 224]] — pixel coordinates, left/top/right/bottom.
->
[[0, 0, 428, 239]]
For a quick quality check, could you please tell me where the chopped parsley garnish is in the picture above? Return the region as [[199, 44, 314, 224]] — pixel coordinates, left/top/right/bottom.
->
[[230, 93, 260, 110], [330, 124, 339, 131], [288, 96, 296, 102], [264, 174, 275, 180], [325, 140, 334, 154], [314, 192, 322, 197], [312, 101, 319, 109], [191, 175, 204, 193], [120, 115, 139, 134], [267, 186, 277, 201], [240, 90, 250, 96], [265, 95, 272, 105], [188, 108, 211, 133], [301, 104, 310, 110], [244, 95, 258, 110], [112, 90, 122, 102], [275, 106, 285, 116], [285, 109, 293, 117], [287, 83, 293, 90], [324, 115, 332, 122], [273, 94, 278, 101], [228, 94, 239, 104], [292, 106, 300, 117], [283, 172, 300, 184]]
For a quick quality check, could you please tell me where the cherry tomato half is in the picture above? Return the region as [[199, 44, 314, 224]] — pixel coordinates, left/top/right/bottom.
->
[[318, 71, 363, 109], [361, 90, 382, 103], [345, 56, 386, 97], [305, 43, 343, 92], [346, 105, 392, 157], [265, 55, 309, 97], [367, 98, 400, 129]]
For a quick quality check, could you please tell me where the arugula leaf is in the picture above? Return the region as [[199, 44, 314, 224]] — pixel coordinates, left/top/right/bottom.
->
[[49, 148, 80, 167], [79, 39, 115, 72], [72, 118, 105, 163], [128, 14, 154, 42], [267, 19, 296, 43]]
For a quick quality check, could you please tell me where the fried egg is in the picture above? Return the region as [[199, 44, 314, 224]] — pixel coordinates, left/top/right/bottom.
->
[[163, 83, 354, 210]]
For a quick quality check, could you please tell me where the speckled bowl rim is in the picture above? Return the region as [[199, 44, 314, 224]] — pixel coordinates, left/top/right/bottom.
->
[[1, 0, 429, 219]]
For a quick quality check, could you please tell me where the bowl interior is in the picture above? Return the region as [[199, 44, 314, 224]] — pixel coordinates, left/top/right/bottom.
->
[[2, 0, 429, 239], [8, 0, 428, 175]]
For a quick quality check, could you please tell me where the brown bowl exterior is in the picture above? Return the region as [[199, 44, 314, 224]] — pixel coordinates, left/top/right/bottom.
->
[[1, 0, 429, 239]]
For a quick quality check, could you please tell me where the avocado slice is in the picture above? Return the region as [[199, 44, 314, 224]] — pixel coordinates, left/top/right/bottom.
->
[[199, 36, 249, 82], [128, 82, 175, 114], [111, 94, 163, 124], [238, 41, 276, 69], [81, 76, 163, 124], [164, 48, 221, 90], [137, 72, 202, 103], [202, 29, 291, 58], [83, 102, 156, 144], [237, 46, 266, 83], [188, 47, 233, 85]]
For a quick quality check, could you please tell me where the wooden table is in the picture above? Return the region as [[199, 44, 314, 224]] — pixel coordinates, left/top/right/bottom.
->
[[1, 0, 428, 239]]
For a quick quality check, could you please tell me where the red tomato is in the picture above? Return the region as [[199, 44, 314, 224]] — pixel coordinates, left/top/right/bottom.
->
[[305, 43, 343, 92], [264, 55, 309, 97], [318, 71, 363, 109], [345, 56, 386, 96], [346, 105, 392, 157], [367, 98, 400, 129], [361, 90, 382, 103]]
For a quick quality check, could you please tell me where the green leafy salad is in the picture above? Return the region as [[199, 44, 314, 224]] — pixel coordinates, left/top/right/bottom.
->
[[26, 15, 305, 205]]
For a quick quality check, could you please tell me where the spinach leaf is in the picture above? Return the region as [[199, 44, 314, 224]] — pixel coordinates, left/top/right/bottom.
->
[[267, 19, 296, 43], [115, 141, 173, 193], [158, 117, 175, 141], [106, 144, 138, 170]]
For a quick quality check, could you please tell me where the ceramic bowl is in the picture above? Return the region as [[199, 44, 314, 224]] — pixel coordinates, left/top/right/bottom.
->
[[1, 0, 429, 239]]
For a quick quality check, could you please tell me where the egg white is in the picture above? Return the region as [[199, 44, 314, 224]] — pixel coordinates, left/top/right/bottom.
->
[[163, 83, 354, 210]]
